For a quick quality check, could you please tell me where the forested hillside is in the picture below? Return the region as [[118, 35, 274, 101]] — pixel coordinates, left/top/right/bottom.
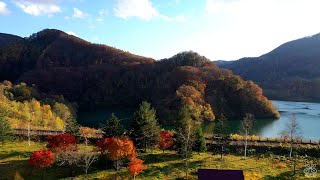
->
[[0, 29, 279, 125], [219, 33, 320, 102], [0, 33, 23, 47]]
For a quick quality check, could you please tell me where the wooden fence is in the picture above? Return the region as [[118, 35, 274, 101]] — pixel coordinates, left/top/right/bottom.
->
[[205, 133, 320, 146], [14, 129, 64, 136], [14, 129, 103, 138]]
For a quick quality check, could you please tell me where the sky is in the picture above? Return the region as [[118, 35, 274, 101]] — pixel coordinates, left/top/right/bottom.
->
[[1, 0, 320, 60]]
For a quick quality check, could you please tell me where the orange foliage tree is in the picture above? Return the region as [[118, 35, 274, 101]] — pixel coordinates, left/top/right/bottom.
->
[[29, 150, 54, 170], [176, 84, 215, 122], [128, 158, 147, 180], [97, 136, 137, 171], [159, 130, 174, 153], [79, 126, 102, 145]]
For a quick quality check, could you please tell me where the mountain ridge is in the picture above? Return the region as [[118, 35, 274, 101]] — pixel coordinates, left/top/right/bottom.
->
[[0, 29, 280, 124], [0, 33, 23, 48], [218, 32, 320, 102]]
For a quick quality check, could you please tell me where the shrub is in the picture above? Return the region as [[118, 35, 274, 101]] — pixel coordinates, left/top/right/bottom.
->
[[159, 130, 174, 153], [29, 150, 54, 170], [46, 133, 77, 151]]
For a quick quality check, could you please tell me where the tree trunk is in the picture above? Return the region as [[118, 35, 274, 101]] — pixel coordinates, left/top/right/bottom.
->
[[244, 131, 248, 159], [70, 166, 76, 177], [28, 123, 31, 146], [185, 159, 188, 179], [106, 155, 108, 169], [116, 160, 120, 172], [289, 142, 293, 158], [221, 145, 223, 160], [293, 160, 296, 176], [145, 141, 147, 153]]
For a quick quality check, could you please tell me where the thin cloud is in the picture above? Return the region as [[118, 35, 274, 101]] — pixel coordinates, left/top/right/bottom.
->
[[96, 9, 108, 22], [73, 8, 88, 19], [0, 1, 9, 14], [14, 0, 61, 16], [113, 0, 186, 22], [160, 14, 187, 23], [113, 0, 158, 20]]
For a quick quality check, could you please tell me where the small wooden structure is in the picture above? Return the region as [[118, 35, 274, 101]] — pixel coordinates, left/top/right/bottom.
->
[[198, 169, 244, 180]]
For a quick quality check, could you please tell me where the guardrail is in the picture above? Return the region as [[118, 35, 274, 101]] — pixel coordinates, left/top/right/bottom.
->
[[205, 133, 320, 146], [14, 129, 64, 136], [14, 129, 103, 138]]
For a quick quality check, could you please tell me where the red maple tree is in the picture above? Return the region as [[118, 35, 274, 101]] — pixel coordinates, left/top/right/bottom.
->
[[128, 158, 147, 180], [159, 130, 174, 153], [97, 136, 137, 171], [29, 150, 54, 170], [46, 133, 77, 151]]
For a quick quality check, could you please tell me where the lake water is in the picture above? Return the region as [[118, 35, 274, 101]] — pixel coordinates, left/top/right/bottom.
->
[[203, 100, 320, 141], [78, 100, 320, 141]]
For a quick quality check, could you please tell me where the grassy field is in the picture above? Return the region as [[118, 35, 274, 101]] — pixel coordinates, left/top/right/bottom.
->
[[0, 141, 319, 180]]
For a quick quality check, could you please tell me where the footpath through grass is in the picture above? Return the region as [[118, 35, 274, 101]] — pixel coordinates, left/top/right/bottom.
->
[[0, 141, 319, 180]]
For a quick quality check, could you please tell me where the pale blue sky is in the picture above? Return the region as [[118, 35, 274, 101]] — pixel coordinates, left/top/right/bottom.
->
[[1, 0, 320, 60]]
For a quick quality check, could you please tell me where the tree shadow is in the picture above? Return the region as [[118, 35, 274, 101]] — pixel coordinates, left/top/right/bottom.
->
[[264, 170, 318, 180], [141, 152, 181, 164], [140, 159, 204, 179], [0, 159, 89, 180], [0, 150, 31, 160]]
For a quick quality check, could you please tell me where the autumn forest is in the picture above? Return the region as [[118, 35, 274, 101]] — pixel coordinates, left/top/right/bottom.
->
[[0, 29, 319, 180]]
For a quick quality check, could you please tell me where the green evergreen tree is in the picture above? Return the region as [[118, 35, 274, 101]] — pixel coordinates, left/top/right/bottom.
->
[[0, 116, 15, 144], [65, 117, 79, 136], [102, 113, 124, 137], [193, 125, 207, 154], [214, 113, 230, 160], [130, 101, 161, 152]]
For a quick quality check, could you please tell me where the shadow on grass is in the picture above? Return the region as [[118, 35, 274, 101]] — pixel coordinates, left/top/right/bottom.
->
[[141, 152, 181, 164], [0, 159, 90, 180], [0, 150, 31, 160], [264, 169, 319, 180], [140, 159, 204, 179], [264, 171, 296, 180]]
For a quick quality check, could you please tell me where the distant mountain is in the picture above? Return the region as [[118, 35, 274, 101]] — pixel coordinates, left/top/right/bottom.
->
[[0, 29, 154, 82], [0, 33, 23, 47], [0, 29, 279, 124], [214, 60, 235, 66], [219, 33, 320, 102]]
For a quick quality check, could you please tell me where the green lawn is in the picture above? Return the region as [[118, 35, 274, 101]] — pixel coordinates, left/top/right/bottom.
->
[[0, 141, 319, 180]]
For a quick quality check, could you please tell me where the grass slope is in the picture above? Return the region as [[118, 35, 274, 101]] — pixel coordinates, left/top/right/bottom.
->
[[0, 141, 319, 180]]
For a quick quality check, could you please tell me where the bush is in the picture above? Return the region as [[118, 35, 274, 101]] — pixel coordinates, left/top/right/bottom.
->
[[29, 150, 54, 170], [46, 133, 77, 151]]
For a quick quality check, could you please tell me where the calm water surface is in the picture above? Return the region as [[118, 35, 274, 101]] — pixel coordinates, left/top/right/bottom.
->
[[203, 100, 320, 141]]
